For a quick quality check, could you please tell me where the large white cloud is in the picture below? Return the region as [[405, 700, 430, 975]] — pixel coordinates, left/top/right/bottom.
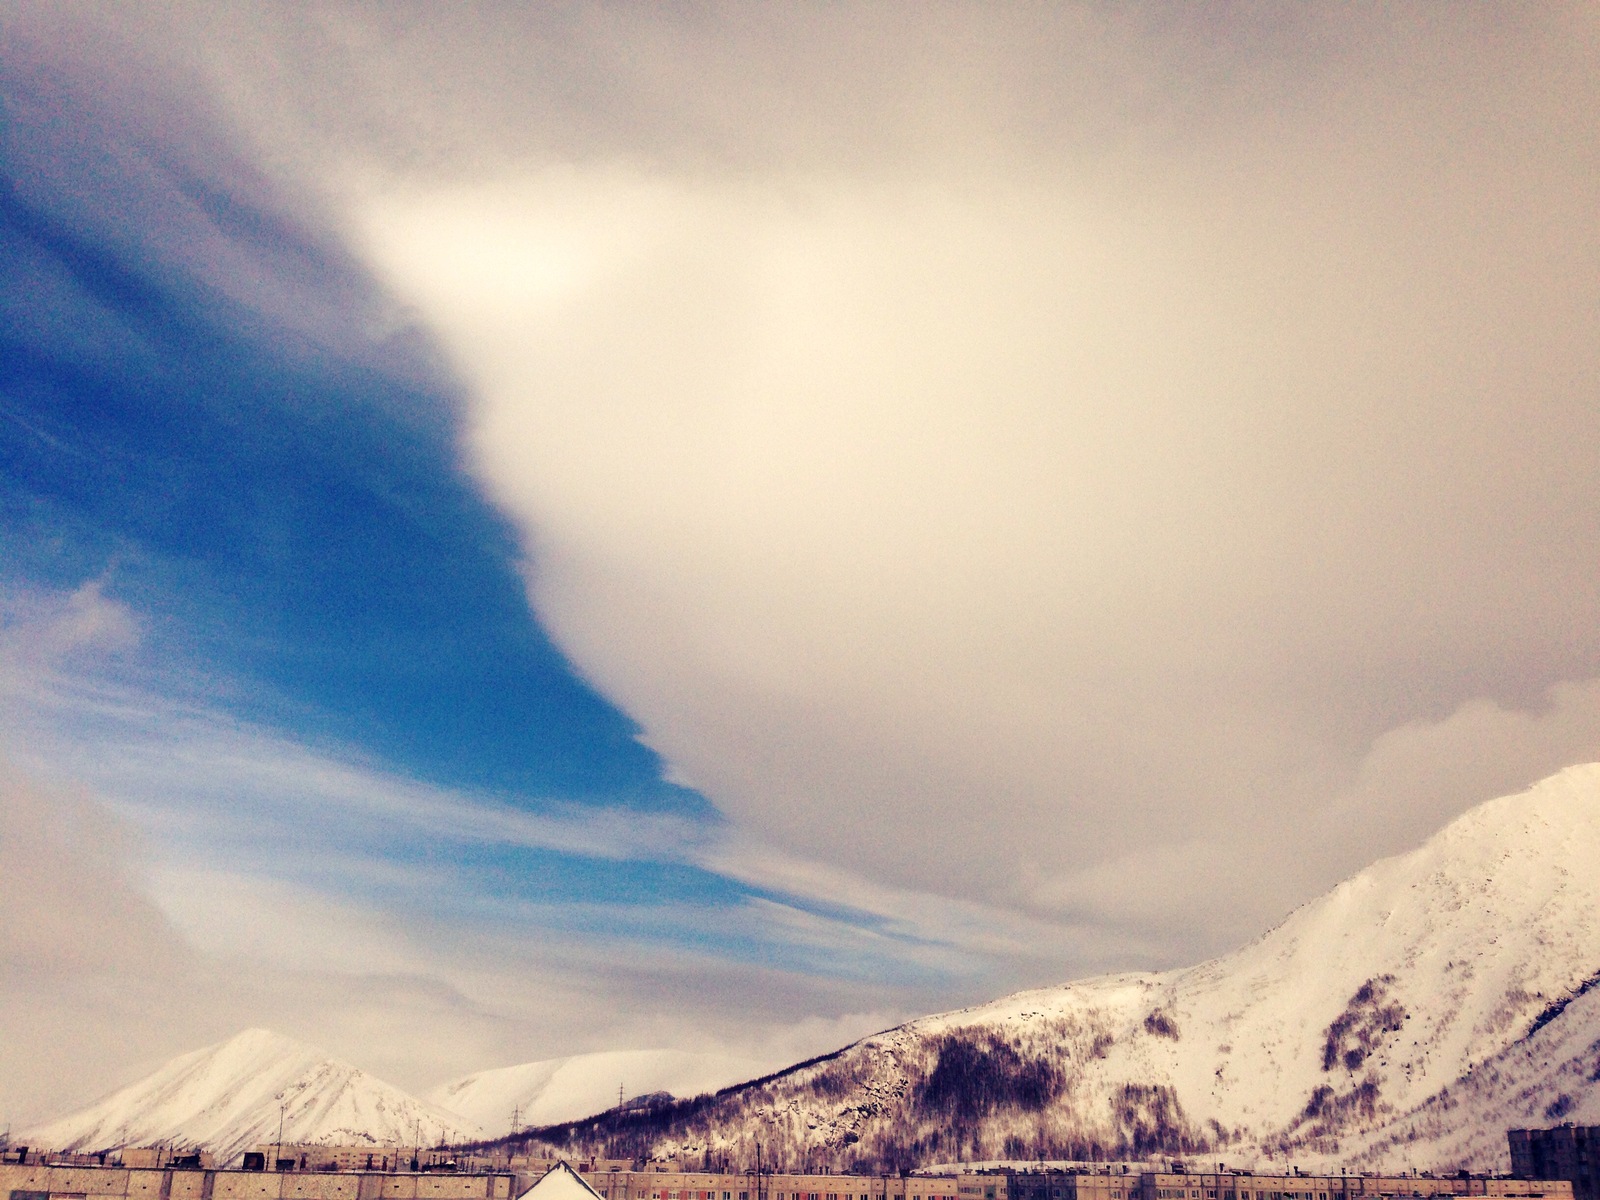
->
[[347, 2, 1600, 958]]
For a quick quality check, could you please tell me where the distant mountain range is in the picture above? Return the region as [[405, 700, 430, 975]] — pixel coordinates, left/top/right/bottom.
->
[[21, 1028, 480, 1165], [25, 765, 1600, 1172], [21, 1030, 767, 1164]]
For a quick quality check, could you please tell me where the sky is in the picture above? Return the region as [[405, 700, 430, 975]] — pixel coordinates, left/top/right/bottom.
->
[[2, 2, 1599, 1129]]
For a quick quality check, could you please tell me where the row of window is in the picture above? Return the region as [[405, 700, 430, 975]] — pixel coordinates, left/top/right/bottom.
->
[[635, 1190, 954, 1200], [639, 1191, 955, 1200], [1157, 1189, 1332, 1200]]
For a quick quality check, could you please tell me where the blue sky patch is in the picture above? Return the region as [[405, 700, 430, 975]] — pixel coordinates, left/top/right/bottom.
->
[[0, 78, 705, 817]]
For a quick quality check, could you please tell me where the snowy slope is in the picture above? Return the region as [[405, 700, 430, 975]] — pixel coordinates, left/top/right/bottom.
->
[[522, 764, 1600, 1171], [1341, 977, 1600, 1172], [23, 1028, 482, 1164], [432, 1048, 772, 1133]]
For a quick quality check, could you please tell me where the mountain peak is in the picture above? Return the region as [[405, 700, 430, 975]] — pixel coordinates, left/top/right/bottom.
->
[[24, 1027, 481, 1163]]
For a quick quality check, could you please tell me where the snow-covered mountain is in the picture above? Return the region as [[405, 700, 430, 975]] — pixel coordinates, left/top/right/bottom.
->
[[521, 764, 1600, 1173], [432, 1048, 772, 1135], [24, 1028, 482, 1164], [29, 766, 1600, 1173]]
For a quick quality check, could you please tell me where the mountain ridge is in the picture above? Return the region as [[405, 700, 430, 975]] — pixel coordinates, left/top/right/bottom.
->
[[515, 764, 1600, 1172], [22, 1027, 481, 1164], [431, 1048, 774, 1134]]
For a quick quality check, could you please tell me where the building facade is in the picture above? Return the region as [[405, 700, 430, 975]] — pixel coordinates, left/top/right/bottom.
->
[[1510, 1127, 1600, 1200], [576, 1168, 965, 1200], [0, 1164, 516, 1200], [1131, 1172, 1571, 1200], [0, 1161, 1573, 1200]]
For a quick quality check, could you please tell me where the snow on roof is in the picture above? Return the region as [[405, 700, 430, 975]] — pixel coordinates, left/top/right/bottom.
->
[[518, 1163, 605, 1200]]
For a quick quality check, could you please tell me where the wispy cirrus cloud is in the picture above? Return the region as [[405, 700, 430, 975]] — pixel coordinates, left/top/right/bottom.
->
[[4, 582, 1019, 954], [0, 579, 1064, 1120]]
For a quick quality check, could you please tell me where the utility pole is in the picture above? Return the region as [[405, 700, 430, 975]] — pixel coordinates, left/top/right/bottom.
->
[[276, 1102, 287, 1200]]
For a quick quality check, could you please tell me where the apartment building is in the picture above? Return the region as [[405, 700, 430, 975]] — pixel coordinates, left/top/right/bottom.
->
[[1510, 1128, 1600, 1200], [0, 1162, 517, 1200], [1004, 1169, 1136, 1200], [577, 1169, 966, 1200], [0, 1158, 1572, 1200], [1132, 1172, 1573, 1200]]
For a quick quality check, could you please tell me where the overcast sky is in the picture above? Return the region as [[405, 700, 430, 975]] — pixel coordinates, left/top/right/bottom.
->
[[2, 2, 1598, 1128]]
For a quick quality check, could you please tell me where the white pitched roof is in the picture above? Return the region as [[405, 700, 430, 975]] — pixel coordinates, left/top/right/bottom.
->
[[518, 1163, 606, 1200]]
